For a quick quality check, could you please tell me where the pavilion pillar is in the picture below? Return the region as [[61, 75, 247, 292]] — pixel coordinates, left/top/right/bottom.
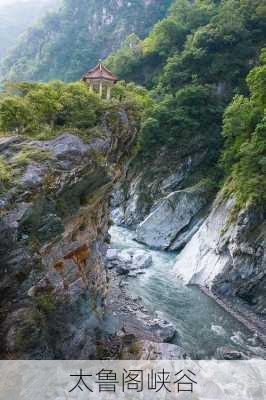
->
[[89, 81, 93, 93], [107, 85, 111, 100], [99, 80, 103, 98]]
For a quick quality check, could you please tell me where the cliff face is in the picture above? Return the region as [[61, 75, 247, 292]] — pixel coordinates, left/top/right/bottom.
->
[[174, 196, 266, 316], [112, 143, 215, 250], [0, 108, 138, 359], [113, 154, 265, 321]]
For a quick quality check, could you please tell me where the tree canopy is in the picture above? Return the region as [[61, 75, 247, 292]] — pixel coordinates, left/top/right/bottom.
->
[[222, 49, 266, 206], [106, 0, 266, 204]]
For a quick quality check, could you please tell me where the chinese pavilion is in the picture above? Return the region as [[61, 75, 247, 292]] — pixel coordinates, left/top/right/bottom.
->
[[82, 63, 118, 100]]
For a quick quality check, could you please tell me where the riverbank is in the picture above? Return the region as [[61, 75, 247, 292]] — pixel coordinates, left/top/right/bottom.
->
[[105, 269, 187, 359], [199, 285, 266, 347]]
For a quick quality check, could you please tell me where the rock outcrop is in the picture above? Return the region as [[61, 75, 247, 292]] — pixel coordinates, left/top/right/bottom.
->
[[106, 270, 182, 354], [174, 195, 266, 316], [135, 184, 211, 250], [0, 108, 138, 359], [111, 142, 217, 252], [112, 147, 209, 229]]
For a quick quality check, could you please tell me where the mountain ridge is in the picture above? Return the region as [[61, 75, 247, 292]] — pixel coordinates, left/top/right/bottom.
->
[[1, 0, 173, 82]]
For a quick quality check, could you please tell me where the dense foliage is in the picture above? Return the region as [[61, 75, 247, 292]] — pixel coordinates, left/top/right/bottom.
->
[[222, 50, 266, 206], [0, 81, 103, 136], [107, 0, 266, 90], [1, 0, 265, 207], [106, 0, 266, 202], [0, 80, 150, 139], [1, 0, 172, 82]]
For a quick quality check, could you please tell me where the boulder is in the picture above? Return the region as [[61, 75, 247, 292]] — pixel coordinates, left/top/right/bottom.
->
[[216, 346, 248, 360], [147, 319, 177, 343], [106, 247, 153, 275], [132, 251, 152, 269], [33, 133, 90, 161], [20, 164, 47, 190], [136, 185, 210, 250], [106, 248, 120, 261]]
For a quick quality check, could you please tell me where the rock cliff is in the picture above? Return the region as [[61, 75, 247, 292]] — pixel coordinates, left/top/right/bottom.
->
[[113, 151, 265, 325], [136, 184, 211, 251], [174, 195, 266, 317], [0, 107, 138, 359], [112, 143, 215, 250]]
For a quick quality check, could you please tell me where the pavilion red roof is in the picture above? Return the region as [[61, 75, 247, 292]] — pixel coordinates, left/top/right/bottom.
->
[[82, 63, 118, 82]]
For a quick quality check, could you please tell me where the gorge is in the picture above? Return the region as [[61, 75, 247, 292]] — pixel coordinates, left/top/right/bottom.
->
[[0, 0, 265, 360]]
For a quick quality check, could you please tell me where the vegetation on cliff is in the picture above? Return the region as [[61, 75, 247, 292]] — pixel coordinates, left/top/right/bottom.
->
[[1, 0, 265, 208], [0, 81, 104, 137], [106, 0, 266, 204], [222, 49, 266, 206], [0, 80, 149, 139]]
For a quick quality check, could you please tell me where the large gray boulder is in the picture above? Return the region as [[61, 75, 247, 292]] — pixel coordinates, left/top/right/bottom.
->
[[106, 248, 152, 275], [135, 185, 210, 250], [111, 147, 209, 228]]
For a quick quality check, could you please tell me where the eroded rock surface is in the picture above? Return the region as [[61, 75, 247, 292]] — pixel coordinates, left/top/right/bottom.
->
[[0, 109, 138, 359], [111, 144, 215, 252], [174, 195, 266, 318], [135, 184, 211, 250], [111, 144, 210, 228]]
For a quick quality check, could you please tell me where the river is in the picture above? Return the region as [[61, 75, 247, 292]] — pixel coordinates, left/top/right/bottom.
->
[[109, 225, 265, 359]]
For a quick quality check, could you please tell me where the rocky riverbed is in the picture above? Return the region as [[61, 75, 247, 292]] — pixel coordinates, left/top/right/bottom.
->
[[104, 245, 187, 359], [106, 225, 266, 360]]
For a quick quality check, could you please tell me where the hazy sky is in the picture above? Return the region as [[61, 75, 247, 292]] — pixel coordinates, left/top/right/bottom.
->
[[0, 0, 23, 4], [0, 0, 57, 5], [0, 0, 31, 5]]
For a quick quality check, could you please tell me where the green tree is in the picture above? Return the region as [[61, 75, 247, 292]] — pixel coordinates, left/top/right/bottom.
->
[[0, 95, 36, 134], [221, 49, 266, 205]]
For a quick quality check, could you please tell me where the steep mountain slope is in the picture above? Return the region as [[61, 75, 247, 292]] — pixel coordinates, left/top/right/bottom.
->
[[111, 0, 266, 230], [0, 0, 58, 60], [175, 50, 266, 317], [108, 0, 266, 322], [1, 0, 173, 82]]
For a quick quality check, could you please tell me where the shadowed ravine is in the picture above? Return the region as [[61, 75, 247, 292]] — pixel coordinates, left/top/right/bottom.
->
[[109, 225, 266, 359]]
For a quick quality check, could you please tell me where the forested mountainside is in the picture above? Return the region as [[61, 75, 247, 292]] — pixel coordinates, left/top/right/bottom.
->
[[0, 0, 58, 61], [107, 0, 266, 214], [1, 0, 172, 82], [108, 0, 266, 318]]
